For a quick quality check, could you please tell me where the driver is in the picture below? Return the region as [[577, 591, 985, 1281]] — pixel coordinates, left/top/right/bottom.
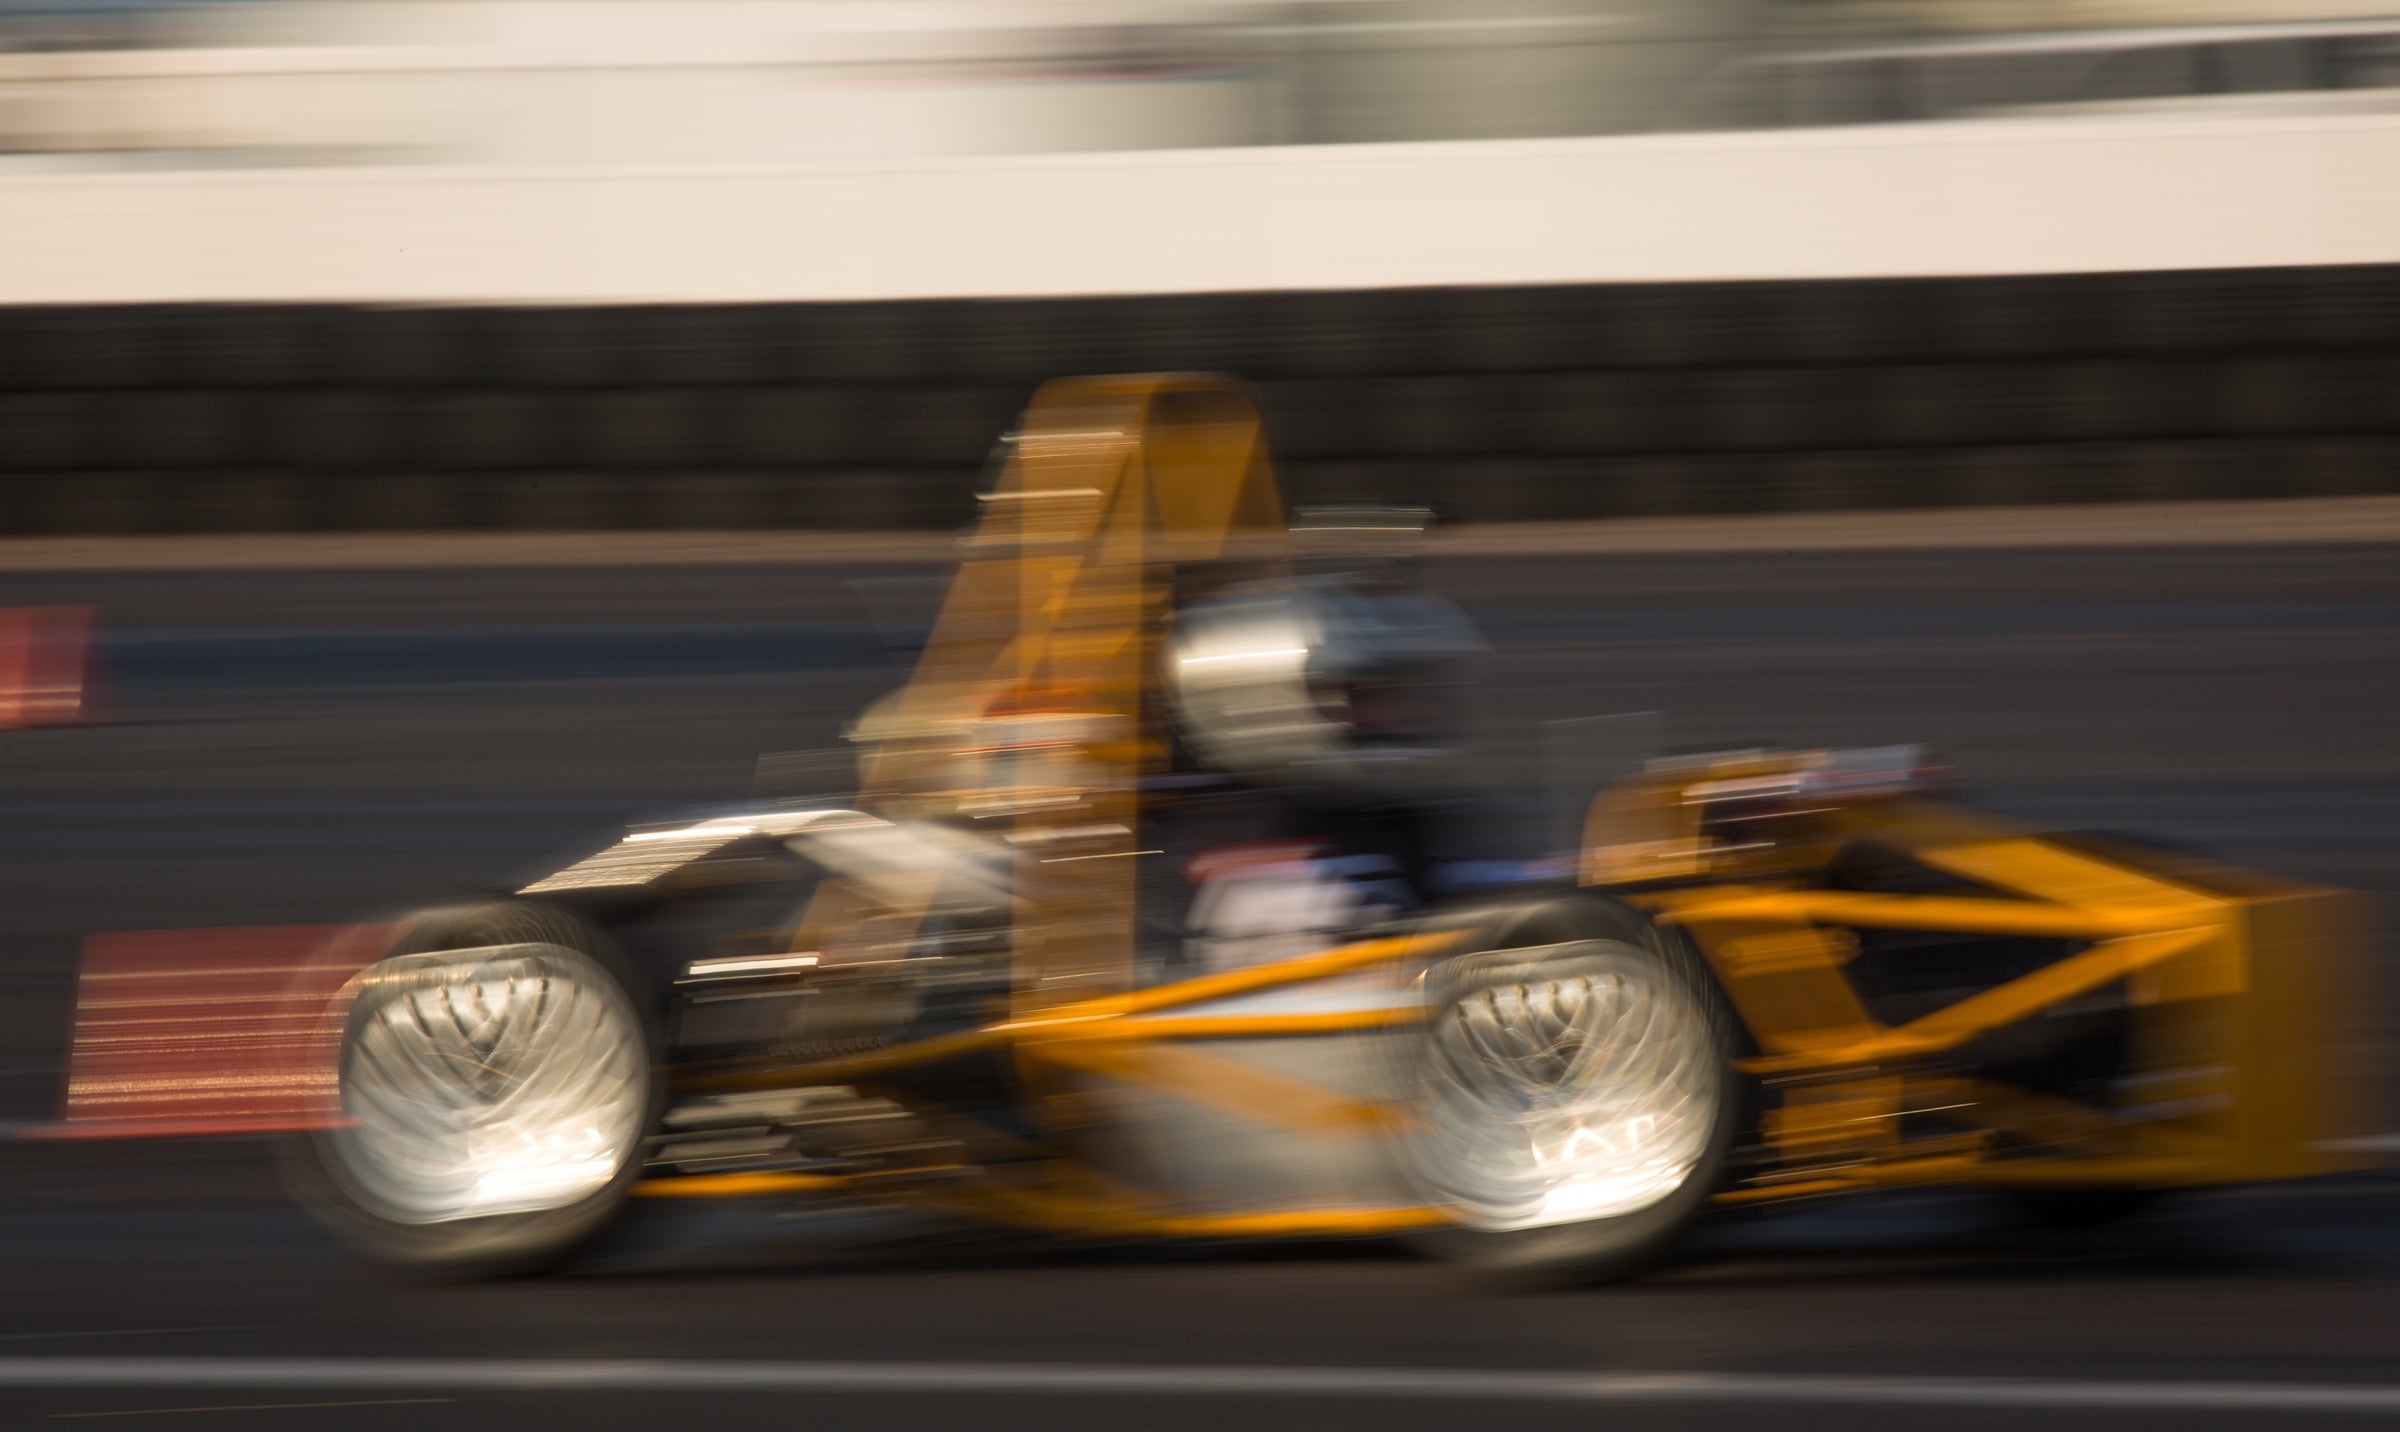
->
[[1145, 565, 1484, 982]]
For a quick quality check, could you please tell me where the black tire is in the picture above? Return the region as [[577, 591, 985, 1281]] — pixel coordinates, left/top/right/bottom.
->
[[279, 901, 663, 1280], [1399, 896, 1743, 1286]]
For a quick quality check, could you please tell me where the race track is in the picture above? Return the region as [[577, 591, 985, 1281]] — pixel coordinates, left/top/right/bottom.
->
[[0, 537, 2393, 1429]]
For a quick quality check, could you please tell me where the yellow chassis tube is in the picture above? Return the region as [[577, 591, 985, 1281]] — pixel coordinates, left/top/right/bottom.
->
[[1623, 797, 2380, 1198], [639, 931, 1458, 1224], [675, 930, 1455, 1097]]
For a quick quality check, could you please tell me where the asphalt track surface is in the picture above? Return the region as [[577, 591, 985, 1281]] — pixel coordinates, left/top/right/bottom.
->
[[0, 536, 2393, 1429]]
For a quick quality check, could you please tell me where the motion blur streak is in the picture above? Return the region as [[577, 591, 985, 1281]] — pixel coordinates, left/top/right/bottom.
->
[[0, 607, 92, 730], [44, 927, 379, 1138], [6, 0, 2399, 164]]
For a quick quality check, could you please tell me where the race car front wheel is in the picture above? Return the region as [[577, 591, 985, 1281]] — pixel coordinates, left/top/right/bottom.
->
[[1400, 897, 1740, 1286], [281, 901, 660, 1279]]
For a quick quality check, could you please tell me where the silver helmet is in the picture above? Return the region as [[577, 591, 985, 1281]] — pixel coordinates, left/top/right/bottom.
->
[[1165, 576, 1483, 791]]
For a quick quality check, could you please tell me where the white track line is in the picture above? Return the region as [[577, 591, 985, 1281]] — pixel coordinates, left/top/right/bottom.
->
[[2, 1359, 2400, 1413]]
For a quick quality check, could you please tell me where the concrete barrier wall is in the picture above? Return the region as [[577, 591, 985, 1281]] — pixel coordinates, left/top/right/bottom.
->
[[10, 114, 2400, 303], [3, 267, 2397, 533]]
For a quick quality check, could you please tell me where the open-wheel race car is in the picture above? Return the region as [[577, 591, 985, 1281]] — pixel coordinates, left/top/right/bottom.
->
[[281, 374, 2381, 1284]]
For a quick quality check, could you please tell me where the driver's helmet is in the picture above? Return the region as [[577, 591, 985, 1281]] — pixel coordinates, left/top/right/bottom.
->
[[1164, 574, 1483, 794]]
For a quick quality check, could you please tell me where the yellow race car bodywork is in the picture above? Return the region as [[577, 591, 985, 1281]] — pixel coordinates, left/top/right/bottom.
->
[[632, 372, 2380, 1233]]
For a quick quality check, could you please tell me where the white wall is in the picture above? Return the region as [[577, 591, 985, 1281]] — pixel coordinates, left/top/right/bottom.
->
[[4, 109, 2398, 302]]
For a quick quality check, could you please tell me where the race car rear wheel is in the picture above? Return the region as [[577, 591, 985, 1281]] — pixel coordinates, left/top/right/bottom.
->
[[1400, 897, 1740, 1286], [281, 901, 661, 1279]]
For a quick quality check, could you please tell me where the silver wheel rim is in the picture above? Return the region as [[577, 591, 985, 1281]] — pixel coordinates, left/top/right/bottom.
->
[[1410, 942, 1719, 1231], [330, 943, 649, 1225]]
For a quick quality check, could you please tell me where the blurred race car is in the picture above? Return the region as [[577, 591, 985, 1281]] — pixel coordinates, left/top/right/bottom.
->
[[277, 374, 2380, 1283]]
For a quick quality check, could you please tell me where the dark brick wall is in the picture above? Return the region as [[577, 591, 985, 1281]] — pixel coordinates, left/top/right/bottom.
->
[[3, 267, 2396, 533]]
